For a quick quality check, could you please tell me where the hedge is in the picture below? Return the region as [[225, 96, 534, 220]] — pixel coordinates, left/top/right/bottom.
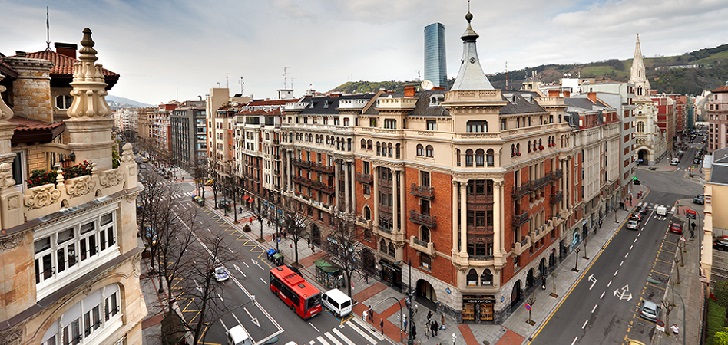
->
[[707, 300, 727, 345]]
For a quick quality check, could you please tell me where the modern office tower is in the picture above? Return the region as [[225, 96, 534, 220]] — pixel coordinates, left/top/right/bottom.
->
[[424, 22, 447, 87]]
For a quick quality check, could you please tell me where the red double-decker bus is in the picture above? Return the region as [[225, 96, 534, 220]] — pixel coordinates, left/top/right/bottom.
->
[[269, 265, 322, 319]]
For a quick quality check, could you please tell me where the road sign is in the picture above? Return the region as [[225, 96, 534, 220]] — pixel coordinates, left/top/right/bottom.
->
[[614, 285, 632, 301], [524, 303, 531, 311]]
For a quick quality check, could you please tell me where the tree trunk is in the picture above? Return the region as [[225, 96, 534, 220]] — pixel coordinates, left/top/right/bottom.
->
[[346, 270, 352, 297], [294, 237, 300, 265]]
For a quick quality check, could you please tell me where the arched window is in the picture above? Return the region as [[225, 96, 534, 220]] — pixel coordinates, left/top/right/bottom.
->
[[416, 144, 424, 156], [421, 226, 430, 243], [511, 144, 516, 156], [465, 149, 474, 167], [425, 145, 434, 157], [456, 149, 461, 166], [388, 143, 393, 157], [379, 239, 387, 253], [528, 141, 532, 153], [516, 143, 520, 154], [395, 143, 401, 159], [348, 138, 352, 151], [388, 242, 395, 257], [466, 269, 478, 286], [637, 121, 645, 133], [367, 140, 372, 150], [486, 149, 495, 166], [475, 149, 485, 166], [376, 142, 381, 156], [481, 269, 493, 286], [344, 118, 350, 126], [361, 139, 366, 149], [364, 206, 371, 220]]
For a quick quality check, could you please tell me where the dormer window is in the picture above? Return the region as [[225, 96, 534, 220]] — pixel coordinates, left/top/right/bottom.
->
[[323, 100, 329, 109], [55, 95, 73, 110]]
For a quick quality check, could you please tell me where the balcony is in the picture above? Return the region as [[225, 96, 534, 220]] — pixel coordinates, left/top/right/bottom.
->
[[512, 211, 529, 229], [409, 210, 437, 229], [356, 172, 373, 184], [379, 178, 392, 188], [291, 158, 311, 168], [466, 194, 494, 204], [311, 163, 335, 174], [532, 176, 551, 190], [512, 182, 533, 199], [550, 191, 563, 205], [291, 175, 312, 187], [468, 254, 495, 262], [514, 235, 531, 255], [410, 184, 434, 200], [410, 236, 434, 256]]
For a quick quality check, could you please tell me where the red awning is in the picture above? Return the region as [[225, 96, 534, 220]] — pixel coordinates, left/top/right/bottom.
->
[[243, 195, 250, 201]]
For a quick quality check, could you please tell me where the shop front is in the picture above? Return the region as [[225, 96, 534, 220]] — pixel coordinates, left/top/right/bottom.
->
[[461, 295, 495, 323], [379, 259, 402, 289]]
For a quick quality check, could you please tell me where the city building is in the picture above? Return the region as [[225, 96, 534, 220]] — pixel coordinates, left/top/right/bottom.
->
[[630, 35, 667, 165], [170, 100, 206, 171], [153, 101, 177, 153], [707, 84, 728, 152], [424, 22, 447, 88], [0, 28, 143, 344], [701, 148, 728, 295], [651, 93, 676, 154], [136, 107, 155, 142]]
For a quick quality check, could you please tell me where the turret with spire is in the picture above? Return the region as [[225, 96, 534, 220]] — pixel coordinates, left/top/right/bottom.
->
[[65, 28, 115, 170], [629, 34, 651, 98], [450, 3, 494, 91]]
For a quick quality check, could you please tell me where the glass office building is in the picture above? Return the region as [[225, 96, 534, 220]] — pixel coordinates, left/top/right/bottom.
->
[[424, 22, 447, 87]]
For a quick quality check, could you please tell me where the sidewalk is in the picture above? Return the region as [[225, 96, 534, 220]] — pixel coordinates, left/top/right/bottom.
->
[[140, 253, 164, 345]]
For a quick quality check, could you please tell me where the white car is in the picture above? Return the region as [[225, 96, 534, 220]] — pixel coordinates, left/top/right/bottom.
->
[[214, 266, 230, 282], [627, 220, 639, 230], [670, 158, 679, 166]]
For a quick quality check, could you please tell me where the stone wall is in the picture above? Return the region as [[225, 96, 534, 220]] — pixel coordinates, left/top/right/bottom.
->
[[4, 57, 53, 123]]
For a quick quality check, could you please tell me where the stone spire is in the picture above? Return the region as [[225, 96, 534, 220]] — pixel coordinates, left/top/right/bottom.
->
[[65, 28, 115, 170], [67, 28, 112, 118], [0, 74, 13, 121], [629, 34, 651, 98], [450, 7, 494, 91]]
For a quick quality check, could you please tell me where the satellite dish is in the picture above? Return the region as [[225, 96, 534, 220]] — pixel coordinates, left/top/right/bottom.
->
[[421, 80, 434, 90]]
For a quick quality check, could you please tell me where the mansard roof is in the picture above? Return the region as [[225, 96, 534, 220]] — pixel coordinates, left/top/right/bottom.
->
[[499, 91, 547, 115]]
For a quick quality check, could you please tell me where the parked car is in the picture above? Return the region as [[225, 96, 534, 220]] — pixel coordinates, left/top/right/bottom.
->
[[633, 179, 641, 185], [670, 158, 679, 166], [714, 238, 728, 252], [214, 266, 230, 282], [693, 195, 704, 205], [639, 300, 661, 322], [627, 220, 639, 230], [694, 157, 701, 165], [629, 213, 643, 223], [669, 222, 683, 235]]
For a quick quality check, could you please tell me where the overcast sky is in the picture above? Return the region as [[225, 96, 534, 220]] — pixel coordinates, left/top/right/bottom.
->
[[1, 0, 727, 105]]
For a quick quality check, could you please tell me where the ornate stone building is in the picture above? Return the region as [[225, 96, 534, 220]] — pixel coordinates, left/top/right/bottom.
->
[[707, 85, 728, 152], [0, 29, 144, 344], [631, 35, 667, 165]]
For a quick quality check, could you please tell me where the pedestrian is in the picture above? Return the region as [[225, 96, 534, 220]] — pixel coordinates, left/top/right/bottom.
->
[[415, 303, 419, 314], [364, 272, 369, 283], [430, 321, 437, 337], [368, 305, 374, 321], [427, 310, 433, 323], [403, 314, 407, 330], [380, 319, 384, 334], [411, 324, 416, 339], [363, 310, 368, 323]]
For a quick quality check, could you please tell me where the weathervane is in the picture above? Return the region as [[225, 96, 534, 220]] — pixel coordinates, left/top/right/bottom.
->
[[45, 6, 51, 51]]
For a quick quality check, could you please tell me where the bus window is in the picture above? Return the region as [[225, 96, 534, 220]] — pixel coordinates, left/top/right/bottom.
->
[[306, 293, 321, 310]]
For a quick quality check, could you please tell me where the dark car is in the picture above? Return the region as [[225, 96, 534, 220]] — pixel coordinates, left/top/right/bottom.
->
[[693, 195, 704, 205], [633, 179, 641, 185], [714, 238, 728, 252], [694, 158, 701, 165], [630, 213, 643, 223], [669, 222, 683, 235]]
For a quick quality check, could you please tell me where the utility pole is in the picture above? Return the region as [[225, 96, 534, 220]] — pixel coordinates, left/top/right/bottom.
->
[[408, 260, 414, 345], [572, 248, 581, 272]]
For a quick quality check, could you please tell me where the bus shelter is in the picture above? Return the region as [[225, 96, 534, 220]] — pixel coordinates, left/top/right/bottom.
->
[[314, 259, 342, 290]]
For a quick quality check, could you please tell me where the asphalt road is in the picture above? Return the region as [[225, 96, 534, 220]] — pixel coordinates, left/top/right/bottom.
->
[[531, 147, 703, 345], [152, 173, 387, 345]]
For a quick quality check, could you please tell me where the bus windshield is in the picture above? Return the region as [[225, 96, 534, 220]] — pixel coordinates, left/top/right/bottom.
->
[[306, 293, 321, 310]]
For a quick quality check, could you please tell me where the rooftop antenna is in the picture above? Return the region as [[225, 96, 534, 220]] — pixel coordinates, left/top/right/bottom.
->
[[468, 0, 471, 13], [240, 77, 244, 95], [45, 6, 51, 51], [283, 67, 290, 89]]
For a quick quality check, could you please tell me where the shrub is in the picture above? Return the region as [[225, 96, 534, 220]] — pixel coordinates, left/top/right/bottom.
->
[[707, 300, 727, 345], [63, 160, 93, 179], [26, 169, 58, 188]]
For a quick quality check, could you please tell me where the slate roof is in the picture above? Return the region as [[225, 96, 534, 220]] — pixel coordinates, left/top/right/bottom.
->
[[499, 91, 547, 115], [411, 90, 450, 117], [298, 94, 377, 115], [564, 97, 599, 111]]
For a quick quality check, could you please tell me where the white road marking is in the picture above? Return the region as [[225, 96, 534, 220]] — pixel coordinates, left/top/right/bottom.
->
[[629, 245, 633, 250], [316, 336, 330, 345], [571, 336, 578, 345], [260, 277, 266, 284], [309, 322, 320, 333], [588, 274, 597, 290], [347, 320, 377, 344], [620, 260, 624, 266], [233, 264, 247, 278], [220, 319, 229, 332], [600, 291, 605, 299], [607, 280, 612, 288], [614, 270, 618, 276], [352, 317, 384, 340], [332, 328, 353, 344], [228, 248, 234, 253], [242, 306, 261, 327], [242, 262, 249, 268], [217, 293, 224, 302], [592, 304, 598, 313], [582, 320, 588, 329], [634, 238, 638, 243], [324, 332, 343, 345]]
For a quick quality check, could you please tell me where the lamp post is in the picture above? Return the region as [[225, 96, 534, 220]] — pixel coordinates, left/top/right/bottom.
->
[[572, 248, 581, 272], [407, 259, 414, 345]]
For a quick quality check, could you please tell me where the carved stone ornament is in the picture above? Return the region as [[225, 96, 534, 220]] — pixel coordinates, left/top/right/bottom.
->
[[65, 175, 96, 197], [0, 231, 24, 251], [121, 143, 135, 163], [98, 168, 125, 188], [0, 74, 14, 121], [0, 328, 22, 345], [24, 184, 62, 209]]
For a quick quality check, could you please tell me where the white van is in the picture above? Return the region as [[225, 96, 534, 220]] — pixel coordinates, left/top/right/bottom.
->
[[227, 325, 253, 345], [322, 288, 353, 317]]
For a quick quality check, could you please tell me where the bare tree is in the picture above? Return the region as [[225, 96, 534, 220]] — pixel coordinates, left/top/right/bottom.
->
[[138, 173, 171, 273], [281, 200, 309, 266], [326, 212, 365, 297]]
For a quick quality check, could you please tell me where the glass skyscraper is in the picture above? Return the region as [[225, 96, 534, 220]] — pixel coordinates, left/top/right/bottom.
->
[[424, 22, 447, 87]]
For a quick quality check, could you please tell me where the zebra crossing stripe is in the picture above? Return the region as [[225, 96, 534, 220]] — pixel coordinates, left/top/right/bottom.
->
[[346, 321, 377, 344], [331, 328, 354, 345], [351, 317, 385, 341], [316, 336, 330, 345], [324, 332, 343, 345]]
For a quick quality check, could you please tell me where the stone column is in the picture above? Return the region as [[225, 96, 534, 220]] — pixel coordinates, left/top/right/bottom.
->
[[452, 180, 459, 255], [334, 159, 340, 210], [399, 169, 406, 233], [493, 179, 503, 257], [392, 170, 399, 232], [345, 161, 351, 213], [460, 181, 468, 256]]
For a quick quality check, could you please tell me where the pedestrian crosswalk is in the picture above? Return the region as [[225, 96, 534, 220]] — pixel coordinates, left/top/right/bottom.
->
[[306, 317, 389, 345], [171, 191, 193, 200]]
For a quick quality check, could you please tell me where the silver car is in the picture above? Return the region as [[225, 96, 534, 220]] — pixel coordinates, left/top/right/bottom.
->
[[640, 300, 660, 322]]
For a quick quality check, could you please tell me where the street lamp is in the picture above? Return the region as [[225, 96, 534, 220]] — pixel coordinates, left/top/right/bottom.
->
[[407, 259, 414, 345], [572, 248, 581, 272]]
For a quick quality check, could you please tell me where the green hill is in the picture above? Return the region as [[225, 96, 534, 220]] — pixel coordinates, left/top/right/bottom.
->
[[331, 44, 728, 95]]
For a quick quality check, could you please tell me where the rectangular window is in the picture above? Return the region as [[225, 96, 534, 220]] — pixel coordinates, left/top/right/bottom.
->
[[420, 171, 430, 187], [369, 118, 377, 127], [426, 120, 437, 131], [466, 120, 488, 133], [384, 119, 396, 129]]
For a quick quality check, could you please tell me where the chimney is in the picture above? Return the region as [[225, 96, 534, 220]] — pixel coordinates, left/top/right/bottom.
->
[[563, 90, 571, 98], [404, 85, 416, 97], [14, 51, 25, 57], [548, 89, 559, 97], [55, 42, 78, 59], [587, 92, 597, 103]]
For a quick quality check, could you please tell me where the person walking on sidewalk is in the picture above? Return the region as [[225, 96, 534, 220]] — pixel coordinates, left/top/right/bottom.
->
[[368, 305, 373, 321]]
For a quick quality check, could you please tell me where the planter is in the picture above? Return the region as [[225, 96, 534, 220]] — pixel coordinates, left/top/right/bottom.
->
[[539, 146, 544, 150]]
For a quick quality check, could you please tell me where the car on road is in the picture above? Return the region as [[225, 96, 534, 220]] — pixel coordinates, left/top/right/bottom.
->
[[694, 157, 701, 165], [227, 325, 253, 345], [627, 220, 639, 230], [639, 206, 649, 215], [669, 222, 683, 235], [633, 178, 641, 185], [693, 194, 704, 205], [670, 158, 680, 166], [214, 266, 230, 282], [714, 238, 728, 251], [629, 213, 643, 223], [639, 300, 661, 322], [322, 288, 353, 317]]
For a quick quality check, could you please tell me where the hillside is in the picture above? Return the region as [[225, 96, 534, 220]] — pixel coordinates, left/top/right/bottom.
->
[[332, 44, 728, 95]]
